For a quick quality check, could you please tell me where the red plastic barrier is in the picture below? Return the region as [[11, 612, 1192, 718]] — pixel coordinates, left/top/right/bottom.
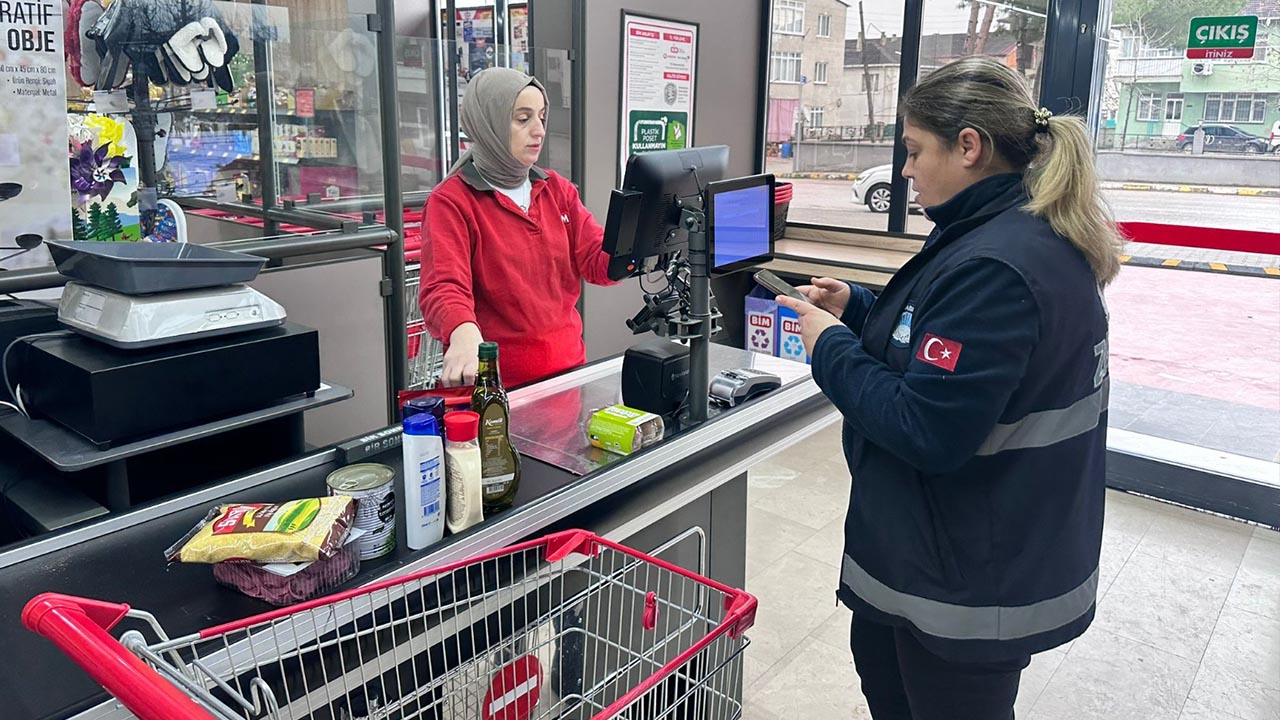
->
[[1118, 222, 1280, 255]]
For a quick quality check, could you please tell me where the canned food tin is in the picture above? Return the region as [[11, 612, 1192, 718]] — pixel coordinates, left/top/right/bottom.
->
[[326, 463, 396, 560]]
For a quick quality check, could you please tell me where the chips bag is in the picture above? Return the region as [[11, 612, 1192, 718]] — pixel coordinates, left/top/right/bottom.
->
[[166, 497, 355, 564]]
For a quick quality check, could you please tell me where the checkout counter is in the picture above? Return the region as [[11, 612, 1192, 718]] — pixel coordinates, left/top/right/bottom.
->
[[0, 342, 834, 719]]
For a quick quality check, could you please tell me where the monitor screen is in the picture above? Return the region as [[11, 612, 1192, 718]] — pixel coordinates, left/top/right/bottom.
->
[[709, 177, 773, 274]]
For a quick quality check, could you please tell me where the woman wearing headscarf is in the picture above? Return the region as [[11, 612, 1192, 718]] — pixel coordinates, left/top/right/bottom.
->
[[419, 68, 618, 388]]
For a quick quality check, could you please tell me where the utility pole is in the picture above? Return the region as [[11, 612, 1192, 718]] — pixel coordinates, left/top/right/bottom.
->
[[975, 4, 995, 55], [964, 1, 981, 55], [858, 1, 876, 138]]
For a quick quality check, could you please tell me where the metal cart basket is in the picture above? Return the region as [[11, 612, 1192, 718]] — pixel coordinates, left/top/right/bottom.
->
[[24, 530, 757, 720], [405, 257, 443, 390]]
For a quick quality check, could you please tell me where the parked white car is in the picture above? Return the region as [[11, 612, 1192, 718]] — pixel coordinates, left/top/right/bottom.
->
[[1271, 120, 1280, 153], [851, 164, 918, 213]]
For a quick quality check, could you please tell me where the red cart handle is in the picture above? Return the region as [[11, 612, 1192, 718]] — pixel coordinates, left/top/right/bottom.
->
[[23, 593, 216, 720]]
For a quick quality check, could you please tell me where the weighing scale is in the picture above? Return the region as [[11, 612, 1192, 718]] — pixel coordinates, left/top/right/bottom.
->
[[58, 281, 287, 349], [44, 241, 285, 349]]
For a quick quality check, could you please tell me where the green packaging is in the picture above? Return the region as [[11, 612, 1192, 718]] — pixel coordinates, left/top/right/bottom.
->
[[587, 405, 665, 456]]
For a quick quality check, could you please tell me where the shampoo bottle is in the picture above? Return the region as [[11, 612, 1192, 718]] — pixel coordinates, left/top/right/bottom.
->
[[402, 413, 444, 549]]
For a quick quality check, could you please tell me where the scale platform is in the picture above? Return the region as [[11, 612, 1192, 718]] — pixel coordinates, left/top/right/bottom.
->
[[58, 282, 287, 349]]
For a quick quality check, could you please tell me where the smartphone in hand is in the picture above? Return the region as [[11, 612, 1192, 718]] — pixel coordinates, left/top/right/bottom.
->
[[753, 269, 811, 304]]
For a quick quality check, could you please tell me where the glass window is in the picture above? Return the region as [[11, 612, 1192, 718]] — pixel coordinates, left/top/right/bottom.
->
[[1204, 93, 1222, 122], [771, 52, 803, 82], [774, 0, 806, 35], [1222, 94, 1240, 123], [1251, 96, 1268, 124], [1137, 93, 1162, 122], [765, 2, 904, 232], [1091, 0, 1280, 469]]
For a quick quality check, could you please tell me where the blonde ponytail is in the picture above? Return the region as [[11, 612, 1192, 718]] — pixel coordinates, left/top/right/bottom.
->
[[901, 57, 1124, 285], [1026, 116, 1124, 285]]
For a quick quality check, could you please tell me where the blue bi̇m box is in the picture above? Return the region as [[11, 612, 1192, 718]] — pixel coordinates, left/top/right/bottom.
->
[[778, 306, 810, 364]]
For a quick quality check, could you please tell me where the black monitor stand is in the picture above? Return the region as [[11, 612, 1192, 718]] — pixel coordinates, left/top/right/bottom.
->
[[625, 192, 722, 423]]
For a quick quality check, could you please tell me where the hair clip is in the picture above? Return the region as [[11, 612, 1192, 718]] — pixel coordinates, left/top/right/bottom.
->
[[1033, 107, 1053, 132]]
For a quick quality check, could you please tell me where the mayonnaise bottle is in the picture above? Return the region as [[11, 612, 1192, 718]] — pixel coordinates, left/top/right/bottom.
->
[[444, 411, 485, 534]]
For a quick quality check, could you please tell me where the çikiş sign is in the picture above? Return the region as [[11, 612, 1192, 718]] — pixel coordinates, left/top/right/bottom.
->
[[1187, 16, 1258, 60]]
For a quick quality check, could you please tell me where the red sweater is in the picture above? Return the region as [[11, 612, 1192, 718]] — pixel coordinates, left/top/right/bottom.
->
[[419, 166, 618, 388]]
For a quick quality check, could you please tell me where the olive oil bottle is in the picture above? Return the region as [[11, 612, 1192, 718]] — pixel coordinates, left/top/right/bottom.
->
[[471, 342, 521, 512]]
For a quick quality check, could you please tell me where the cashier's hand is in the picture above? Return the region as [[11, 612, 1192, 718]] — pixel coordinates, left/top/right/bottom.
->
[[796, 277, 851, 318], [775, 296, 844, 357], [442, 322, 483, 387]]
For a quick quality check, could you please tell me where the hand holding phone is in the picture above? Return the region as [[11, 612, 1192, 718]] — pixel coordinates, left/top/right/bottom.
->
[[753, 270, 811, 304]]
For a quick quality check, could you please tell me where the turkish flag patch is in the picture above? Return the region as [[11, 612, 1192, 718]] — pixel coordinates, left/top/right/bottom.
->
[[915, 333, 963, 372]]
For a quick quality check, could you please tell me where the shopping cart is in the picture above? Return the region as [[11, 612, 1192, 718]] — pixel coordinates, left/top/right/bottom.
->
[[23, 529, 756, 720], [405, 256, 443, 390]]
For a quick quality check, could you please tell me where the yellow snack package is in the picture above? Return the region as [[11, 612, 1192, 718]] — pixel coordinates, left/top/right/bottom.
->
[[166, 497, 355, 564]]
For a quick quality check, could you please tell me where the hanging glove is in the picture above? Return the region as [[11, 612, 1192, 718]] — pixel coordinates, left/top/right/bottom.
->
[[211, 28, 240, 92]]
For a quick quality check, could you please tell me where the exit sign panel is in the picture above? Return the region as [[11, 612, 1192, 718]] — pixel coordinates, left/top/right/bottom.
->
[[1187, 16, 1259, 59]]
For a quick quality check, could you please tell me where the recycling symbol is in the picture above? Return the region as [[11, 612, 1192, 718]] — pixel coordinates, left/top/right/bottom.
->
[[750, 328, 770, 350], [783, 335, 804, 358]]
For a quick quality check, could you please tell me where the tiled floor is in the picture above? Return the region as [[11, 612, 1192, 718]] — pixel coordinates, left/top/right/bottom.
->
[[742, 420, 1280, 720]]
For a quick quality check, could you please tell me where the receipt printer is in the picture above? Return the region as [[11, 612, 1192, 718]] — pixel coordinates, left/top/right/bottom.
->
[[622, 339, 690, 417]]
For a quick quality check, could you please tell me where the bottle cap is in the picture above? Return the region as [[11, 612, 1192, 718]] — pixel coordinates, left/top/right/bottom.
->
[[478, 342, 499, 360], [444, 411, 480, 442], [402, 395, 445, 422], [403, 413, 439, 437]]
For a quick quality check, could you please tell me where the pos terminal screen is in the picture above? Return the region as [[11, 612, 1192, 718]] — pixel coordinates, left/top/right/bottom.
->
[[708, 179, 773, 274]]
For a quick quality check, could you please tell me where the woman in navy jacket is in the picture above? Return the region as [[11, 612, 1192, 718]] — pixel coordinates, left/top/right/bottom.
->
[[776, 58, 1122, 719]]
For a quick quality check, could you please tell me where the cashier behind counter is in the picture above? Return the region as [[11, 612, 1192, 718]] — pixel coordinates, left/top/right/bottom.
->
[[419, 68, 623, 390]]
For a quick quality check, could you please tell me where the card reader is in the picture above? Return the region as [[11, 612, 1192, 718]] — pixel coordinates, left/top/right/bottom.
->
[[709, 368, 782, 407]]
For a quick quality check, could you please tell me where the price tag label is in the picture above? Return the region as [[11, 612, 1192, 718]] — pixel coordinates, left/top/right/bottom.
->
[[92, 90, 129, 114], [189, 88, 217, 110]]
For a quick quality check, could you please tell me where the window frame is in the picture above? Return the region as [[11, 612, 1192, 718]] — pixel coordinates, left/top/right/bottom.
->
[[814, 61, 828, 84], [773, 0, 805, 36], [1137, 92, 1163, 122], [758, 0, 1105, 237], [770, 51, 802, 83], [1250, 96, 1267, 124], [817, 13, 831, 38]]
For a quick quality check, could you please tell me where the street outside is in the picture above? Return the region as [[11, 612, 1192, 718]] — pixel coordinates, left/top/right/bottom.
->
[[777, 176, 1280, 238]]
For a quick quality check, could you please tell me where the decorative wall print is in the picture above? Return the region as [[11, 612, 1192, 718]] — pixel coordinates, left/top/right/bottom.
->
[[68, 113, 141, 242]]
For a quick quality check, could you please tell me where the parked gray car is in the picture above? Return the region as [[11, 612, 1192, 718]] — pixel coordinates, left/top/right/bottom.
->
[[1177, 124, 1270, 154]]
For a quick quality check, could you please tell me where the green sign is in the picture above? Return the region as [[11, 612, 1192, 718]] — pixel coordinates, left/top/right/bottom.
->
[[626, 110, 688, 156], [1187, 16, 1258, 60]]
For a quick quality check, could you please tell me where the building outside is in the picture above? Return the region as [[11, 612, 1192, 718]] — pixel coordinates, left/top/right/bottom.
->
[[1109, 0, 1280, 150], [837, 33, 902, 140], [766, 0, 850, 144], [835, 31, 1041, 140]]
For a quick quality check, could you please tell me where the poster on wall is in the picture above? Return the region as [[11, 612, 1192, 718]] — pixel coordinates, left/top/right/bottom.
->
[[511, 4, 529, 74], [0, 1, 70, 270], [619, 13, 698, 181]]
